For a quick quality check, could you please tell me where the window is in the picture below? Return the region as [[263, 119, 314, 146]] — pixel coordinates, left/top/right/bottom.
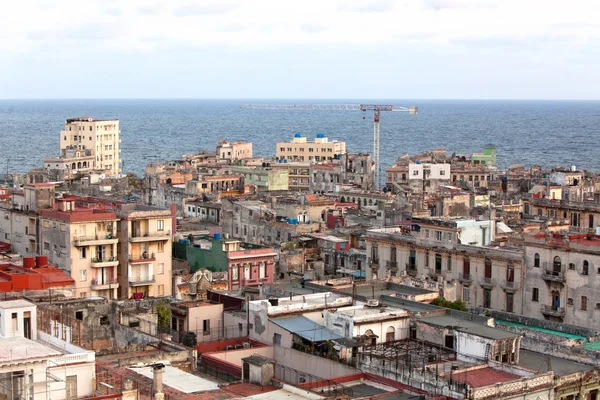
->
[[567, 298, 574, 306], [596, 303, 600, 310], [157, 242, 164, 253], [534, 253, 540, 268], [440, 170, 446, 175], [75, 311, 84, 320], [436, 231, 442, 241], [435, 253, 442, 272], [582, 296, 588, 311], [203, 319, 210, 334], [80, 269, 87, 281], [462, 286, 470, 303], [483, 288, 491, 308], [158, 285, 164, 296], [80, 247, 87, 258], [157, 263, 165, 275], [259, 262, 266, 279], [157, 220, 165, 231], [583, 261, 589, 275], [413, 170, 419, 176], [569, 263, 576, 270], [273, 333, 281, 345], [484, 258, 492, 279], [532, 288, 539, 302], [425, 250, 429, 267], [44, 242, 50, 251], [80, 292, 87, 298], [506, 293, 514, 313]]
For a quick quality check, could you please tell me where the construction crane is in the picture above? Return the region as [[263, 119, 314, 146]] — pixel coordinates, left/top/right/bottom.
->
[[239, 103, 418, 189]]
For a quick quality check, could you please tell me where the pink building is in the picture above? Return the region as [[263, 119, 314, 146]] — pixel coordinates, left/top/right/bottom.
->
[[226, 243, 276, 289]]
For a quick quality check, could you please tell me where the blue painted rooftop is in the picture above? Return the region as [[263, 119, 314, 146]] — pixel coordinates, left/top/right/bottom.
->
[[271, 315, 343, 342]]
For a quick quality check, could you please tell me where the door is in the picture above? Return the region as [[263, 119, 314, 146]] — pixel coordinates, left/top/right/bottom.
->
[[506, 293, 514, 313], [552, 291, 560, 310], [66, 375, 77, 400], [445, 334, 454, 349]]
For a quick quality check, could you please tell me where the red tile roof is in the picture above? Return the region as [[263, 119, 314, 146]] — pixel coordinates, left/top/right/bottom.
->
[[451, 367, 521, 388]]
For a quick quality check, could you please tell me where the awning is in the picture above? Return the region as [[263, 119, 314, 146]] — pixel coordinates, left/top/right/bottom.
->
[[271, 315, 343, 342]]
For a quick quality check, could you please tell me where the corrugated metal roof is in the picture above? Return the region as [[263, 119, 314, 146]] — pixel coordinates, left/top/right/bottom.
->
[[271, 315, 343, 342]]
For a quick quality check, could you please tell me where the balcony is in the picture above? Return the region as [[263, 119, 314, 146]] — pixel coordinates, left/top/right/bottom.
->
[[405, 263, 418, 276], [501, 280, 518, 291], [458, 273, 472, 283], [429, 270, 442, 280], [91, 278, 119, 290], [541, 305, 565, 318], [368, 260, 380, 270], [386, 261, 398, 271], [129, 275, 155, 286], [129, 252, 156, 264], [542, 269, 565, 283], [129, 230, 171, 243], [479, 277, 496, 288], [91, 256, 119, 268], [73, 233, 117, 246]]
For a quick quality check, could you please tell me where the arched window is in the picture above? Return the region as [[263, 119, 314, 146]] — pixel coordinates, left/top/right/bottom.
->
[[553, 256, 562, 272], [583, 260, 589, 276], [71, 162, 76, 170], [534, 253, 540, 268], [82, 161, 87, 168], [386, 326, 395, 342], [77, 162, 82, 169], [340, 196, 345, 202]]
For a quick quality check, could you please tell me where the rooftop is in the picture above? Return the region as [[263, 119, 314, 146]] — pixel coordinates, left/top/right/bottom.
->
[[242, 354, 274, 366], [451, 367, 521, 388], [128, 365, 219, 393], [518, 349, 595, 376], [455, 326, 521, 340], [271, 315, 343, 342], [0, 337, 61, 362], [0, 299, 35, 309]]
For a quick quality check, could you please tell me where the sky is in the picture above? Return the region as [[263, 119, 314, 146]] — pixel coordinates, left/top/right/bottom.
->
[[1, 0, 599, 99]]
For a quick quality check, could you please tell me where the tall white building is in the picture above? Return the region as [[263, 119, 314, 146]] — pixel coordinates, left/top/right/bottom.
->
[[49, 116, 121, 177]]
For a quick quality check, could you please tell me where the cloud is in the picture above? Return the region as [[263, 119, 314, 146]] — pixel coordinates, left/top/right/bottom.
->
[[301, 23, 328, 34], [339, 0, 395, 13], [424, 0, 498, 11], [137, 4, 163, 15], [172, 2, 239, 17], [105, 8, 122, 16]]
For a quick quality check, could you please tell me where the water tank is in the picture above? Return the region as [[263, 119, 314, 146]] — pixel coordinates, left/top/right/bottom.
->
[[317, 133, 325, 138], [35, 255, 48, 267], [23, 256, 35, 269], [214, 233, 221, 241], [294, 133, 301, 138], [416, 160, 421, 164], [284, 159, 288, 163]]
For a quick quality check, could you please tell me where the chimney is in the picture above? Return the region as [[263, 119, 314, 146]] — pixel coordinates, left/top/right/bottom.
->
[[170, 203, 177, 234], [152, 363, 165, 400]]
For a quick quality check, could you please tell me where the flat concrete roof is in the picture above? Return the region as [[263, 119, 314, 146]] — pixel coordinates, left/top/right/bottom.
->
[[518, 349, 595, 376], [0, 337, 61, 362], [271, 316, 343, 342], [0, 299, 35, 309], [244, 389, 324, 400], [419, 315, 484, 329], [129, 365, 219, 393], [455, 326, 521, 340]]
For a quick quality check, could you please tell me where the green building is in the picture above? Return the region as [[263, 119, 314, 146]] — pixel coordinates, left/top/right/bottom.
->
[[231, 167, 289, 191], [471, 145, 496, 168]]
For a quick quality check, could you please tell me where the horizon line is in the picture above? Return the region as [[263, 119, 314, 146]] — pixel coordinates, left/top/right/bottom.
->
[[1, 97, 600, 102]]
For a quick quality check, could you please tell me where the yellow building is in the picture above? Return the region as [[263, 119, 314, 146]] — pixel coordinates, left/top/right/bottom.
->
[[276, 133, 346, 162], [40, 199, 120, 299], [59, 116, 121, 176], [116, 205, 173, 299]]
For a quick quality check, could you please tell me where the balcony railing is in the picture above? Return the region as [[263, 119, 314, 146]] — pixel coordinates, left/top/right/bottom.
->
[[405, 263, 417, 276], [129, 275, 155, 286], [542, 269, 565, 283], [91, 278, 119, 289], [458, 273, 472, 283], [73, 233, 117, 246], [91, 256, 118, 267], [501, 280, 517, 290], [129, 252, 156, 263], [129, 230, 171, 242], [368, 260, 379, 269], [479, 277, 496, 287], [541, 305, 565, 317], [386, 260, 398, 270]]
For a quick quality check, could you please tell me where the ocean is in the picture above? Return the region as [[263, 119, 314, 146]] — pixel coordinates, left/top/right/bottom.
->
[[0, 99, 599, 178]]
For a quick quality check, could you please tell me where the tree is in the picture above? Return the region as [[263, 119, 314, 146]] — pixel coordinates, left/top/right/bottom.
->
[[156, 302, 172, 333], [431, 297, 468, 312]]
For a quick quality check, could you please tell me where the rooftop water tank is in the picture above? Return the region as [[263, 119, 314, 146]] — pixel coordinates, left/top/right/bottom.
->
[[317, 133, 325, 138], [36, 255, 48, 268], [23, 256, 35, 269], [294, 133, 301, 138], [214, 233, 221, 241]]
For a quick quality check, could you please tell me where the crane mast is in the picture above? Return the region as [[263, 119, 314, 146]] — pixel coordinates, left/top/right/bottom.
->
[[240, 103, 417, 189]]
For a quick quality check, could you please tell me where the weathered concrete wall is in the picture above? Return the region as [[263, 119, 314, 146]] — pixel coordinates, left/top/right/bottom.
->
[[114, 322, 160, 346], [207, 346, 274, 367], [117, 349, 192, 368], [519, 336, 600, 366], [273, 346, 357, 379]]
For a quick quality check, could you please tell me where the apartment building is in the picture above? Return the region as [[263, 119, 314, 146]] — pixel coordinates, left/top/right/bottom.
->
[[0, 184, 55, 255], [116, 205, 173, 299], [276, 133, 346, 162], [216, 140, 253, 160], [269, 161, 311, 191], [39, 198, 119, 298], [230, 166, 288, 192], [365, 225, 524, 313], [523, 193, 600, 233], [58, 116, 121, 176], [521, 233, 600, 329]]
